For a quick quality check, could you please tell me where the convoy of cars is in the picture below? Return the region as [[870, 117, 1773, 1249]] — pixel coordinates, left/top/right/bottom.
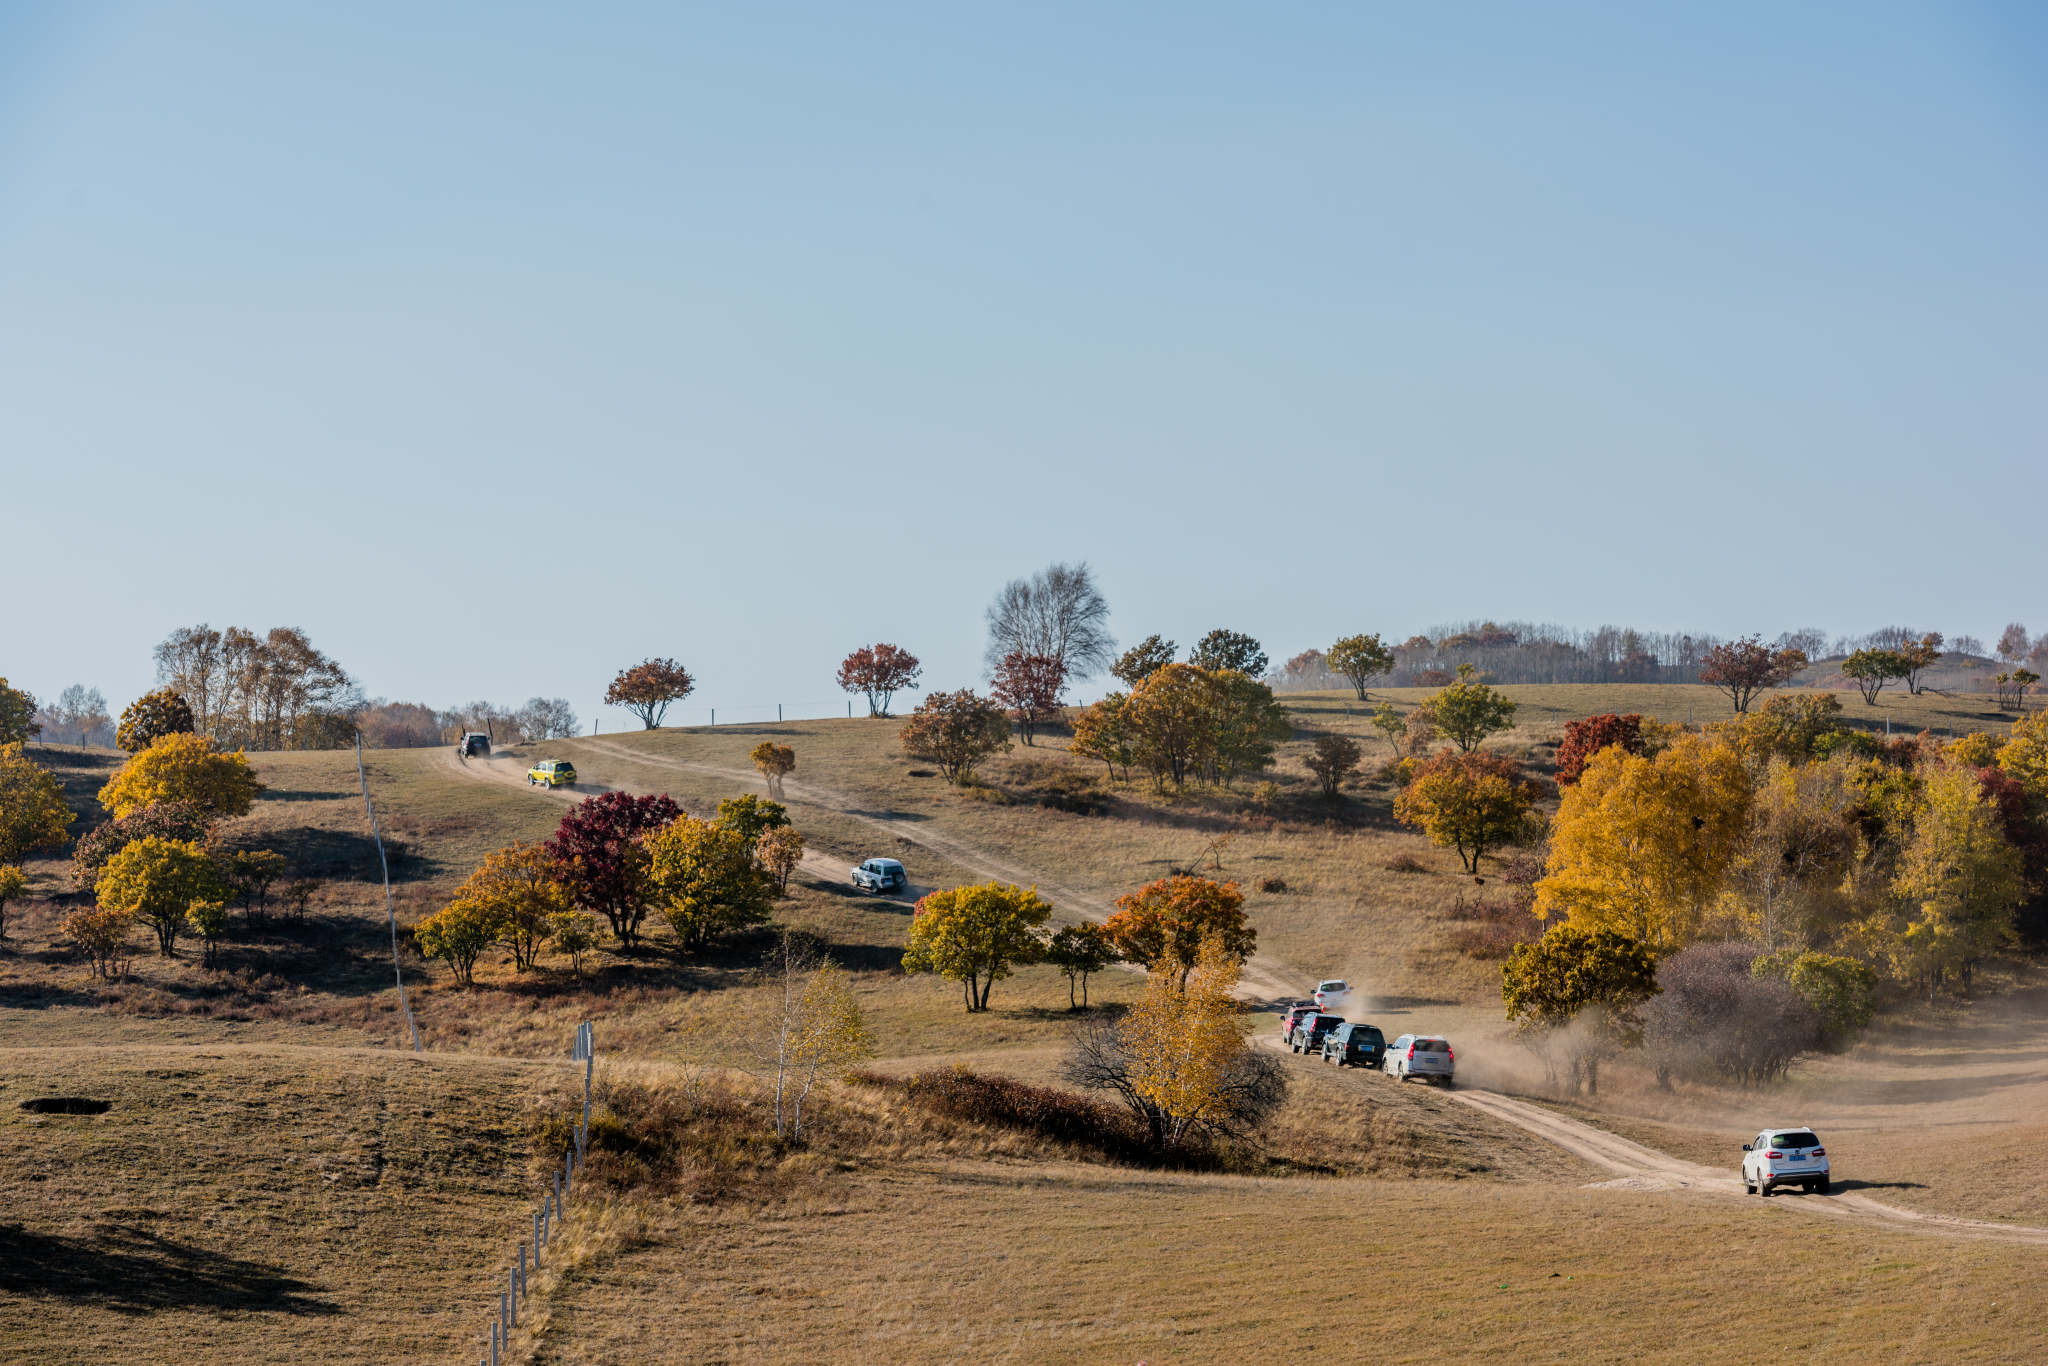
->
[[1280, 998, 1453, 1086]]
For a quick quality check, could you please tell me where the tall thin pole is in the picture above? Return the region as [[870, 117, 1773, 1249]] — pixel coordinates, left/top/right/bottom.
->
[[355, 735, 421, 1053]]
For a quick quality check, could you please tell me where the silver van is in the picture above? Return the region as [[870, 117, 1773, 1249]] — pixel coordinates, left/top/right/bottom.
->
[[1385, 1034, 1455, 1087]]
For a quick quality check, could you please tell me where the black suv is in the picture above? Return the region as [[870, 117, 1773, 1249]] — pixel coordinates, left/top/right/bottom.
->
[[1289, 1013, 1345, 1054], [457, 732, 491, 758], [1322, 1022, 1386, 1069]]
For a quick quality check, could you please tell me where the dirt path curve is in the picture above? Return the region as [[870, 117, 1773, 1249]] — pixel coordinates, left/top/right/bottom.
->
[[1451, 1087, 2048, 1246], [449, 740, 1305, 1004]]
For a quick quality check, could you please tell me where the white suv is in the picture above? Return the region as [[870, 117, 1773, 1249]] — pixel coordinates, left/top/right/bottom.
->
[[1742, 1126, 1830, 1196], [1313, 979, 1351, 1011]]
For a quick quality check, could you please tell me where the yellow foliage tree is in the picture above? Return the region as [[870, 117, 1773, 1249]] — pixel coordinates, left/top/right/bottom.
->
[[449, 840, 570, 969], [644, 816, 775, 951], [1118, 936, 1252, 1147], [901, 882, 1050, 1011], [1536, 733, 1755, 949], [750, 741, 796, 797], [1392, 749, 1539, 873], [755, 824, 805, 894], [1998, 710, 2048, 807], [1718, 756, 1865, 951], [98, 732, 263, 820], [415, 898, 502, 986], [0, 744, 72, 864], [95, 835, 225, 956], [1885, 760, 2022, 1000]]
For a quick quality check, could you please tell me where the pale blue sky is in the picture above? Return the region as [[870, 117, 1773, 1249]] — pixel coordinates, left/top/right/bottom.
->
[[6, 3, 2044, 725]]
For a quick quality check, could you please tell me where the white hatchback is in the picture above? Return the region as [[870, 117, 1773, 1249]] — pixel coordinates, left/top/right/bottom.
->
[[1742, 1126, 1831, 1196]]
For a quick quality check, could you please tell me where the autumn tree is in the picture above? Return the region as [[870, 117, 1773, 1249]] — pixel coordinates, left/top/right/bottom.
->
[[1068, 692, 1138, 784], [1189, 630, 1267, 677], [1898, 633, 1945, 696], [449, 840, 571, 970], [1102, 875, 1255, 987], [1327, 634, 1395, 701], [1413, 664, 1517, 752], [714, 794, 790, 848], [0, 680, 40, 745], [1842, 648, 1910, 706], [1124, 664, 1216, 790], [96, 835, 226, 956], [1535, 733, 1755, 949], [1061, 937, 1285, 1148], [151, 624, 360, 750], [1111, 635, 1176, 687], [604, 658, 696, 729], [1723, 693, 1846, 766], [1699, 635, 1808, 713], [750, 741, 795, 797], [1999, 711, 2048, 808], [1501, 924, 1660, 1095], [984, 562, 1115, 680], [644, 816, 774, 951], [186, 899, 229, 968], [755, 825, 806, 893], [116, 689, 195, 753], [62, 904, 133, 978], [224, 849, 290, 929], [70, 800, 213, 891], [514, 696, 581, 740], [1043, 922, 1118, 1008], [53, 686, 111, 747], [1369, 701, 1408, 758], [97, 733, 263, 820], [0, 744, 72, 864], [989, 651, 1068, 746], [739, 934, 879, 1139], [1555, 713, 1646, 785], [548, 909, 604, 977], [0, 865, 26, 941], [1722, 756, 1865, 950], [836, 643, 923, 717], [901, 882, 1051, 1011], [1996, 623, 2032, 666], [1202, 671, 1293, 788], [1886, 759, 2023, 1000], [1393, 749, 1539, 873], [1303, 734, 1362, 800], [898, 689, 1012, 784], [415, 898, 501, 986], [545, 791, 682, 949]]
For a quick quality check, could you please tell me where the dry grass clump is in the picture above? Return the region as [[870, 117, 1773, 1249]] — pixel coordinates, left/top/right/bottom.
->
[[1380, 853, 1431, 874]]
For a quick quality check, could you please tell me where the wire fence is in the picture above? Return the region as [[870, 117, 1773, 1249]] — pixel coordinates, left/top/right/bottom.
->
[[475, 1019, 596, 1366], [594, 698, 871, 729]]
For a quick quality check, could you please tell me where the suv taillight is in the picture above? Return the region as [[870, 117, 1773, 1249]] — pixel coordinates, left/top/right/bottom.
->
[[1407, 1046, 1416, 1058], [1764, 1151, 1783, 1159], [1811, 1148, 1825, 1157]]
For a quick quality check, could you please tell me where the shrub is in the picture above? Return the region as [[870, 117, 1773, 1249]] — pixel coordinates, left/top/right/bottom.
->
[[1380, 853, 1431, 874], [1643, 943, 1819, 1088], [1555, 713, 1646, 785], [1258, 876, 1287, 894], [98, 733, 263, 820], [71, 801, 215, 891]]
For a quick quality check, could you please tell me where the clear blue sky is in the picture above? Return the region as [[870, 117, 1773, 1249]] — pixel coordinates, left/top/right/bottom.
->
[[6, 2, 2044, 725]]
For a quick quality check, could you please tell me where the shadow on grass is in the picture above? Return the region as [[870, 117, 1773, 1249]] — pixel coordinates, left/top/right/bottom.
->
[[1828, 1179, 1930, 1194], [0, 1221, 340, 1316]]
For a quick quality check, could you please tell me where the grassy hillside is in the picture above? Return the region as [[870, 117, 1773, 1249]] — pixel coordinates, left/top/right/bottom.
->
[[6, 688, 2048, 1362]]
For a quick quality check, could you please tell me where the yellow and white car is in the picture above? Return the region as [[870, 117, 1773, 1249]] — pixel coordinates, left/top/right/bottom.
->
[[528, 759, 577, 789]]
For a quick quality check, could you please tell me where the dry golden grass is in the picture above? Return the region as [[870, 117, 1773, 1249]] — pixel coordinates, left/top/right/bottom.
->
[[0, 1043, 548, 1364]]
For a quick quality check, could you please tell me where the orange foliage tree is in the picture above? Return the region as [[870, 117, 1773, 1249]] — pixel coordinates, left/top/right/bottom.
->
[[836, 644, 922, 717], [604, 658, 695, 729], [1102, 875, 1255, 987]]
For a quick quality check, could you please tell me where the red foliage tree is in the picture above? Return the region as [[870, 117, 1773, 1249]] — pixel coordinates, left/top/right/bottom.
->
[[1556, 713, 1647, 785], [544, 791, 683, 948], [604, 659, 695, 729], [836, 643, 923, 717], [1699, 636, 1808, 713], [989, 651, 1068, 747]]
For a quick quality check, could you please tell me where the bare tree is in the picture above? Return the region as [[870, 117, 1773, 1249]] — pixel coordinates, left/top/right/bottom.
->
[[1997, 623, 2032, 665], [517, 697, 581, 740], [984, 562, 1115, 681]]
